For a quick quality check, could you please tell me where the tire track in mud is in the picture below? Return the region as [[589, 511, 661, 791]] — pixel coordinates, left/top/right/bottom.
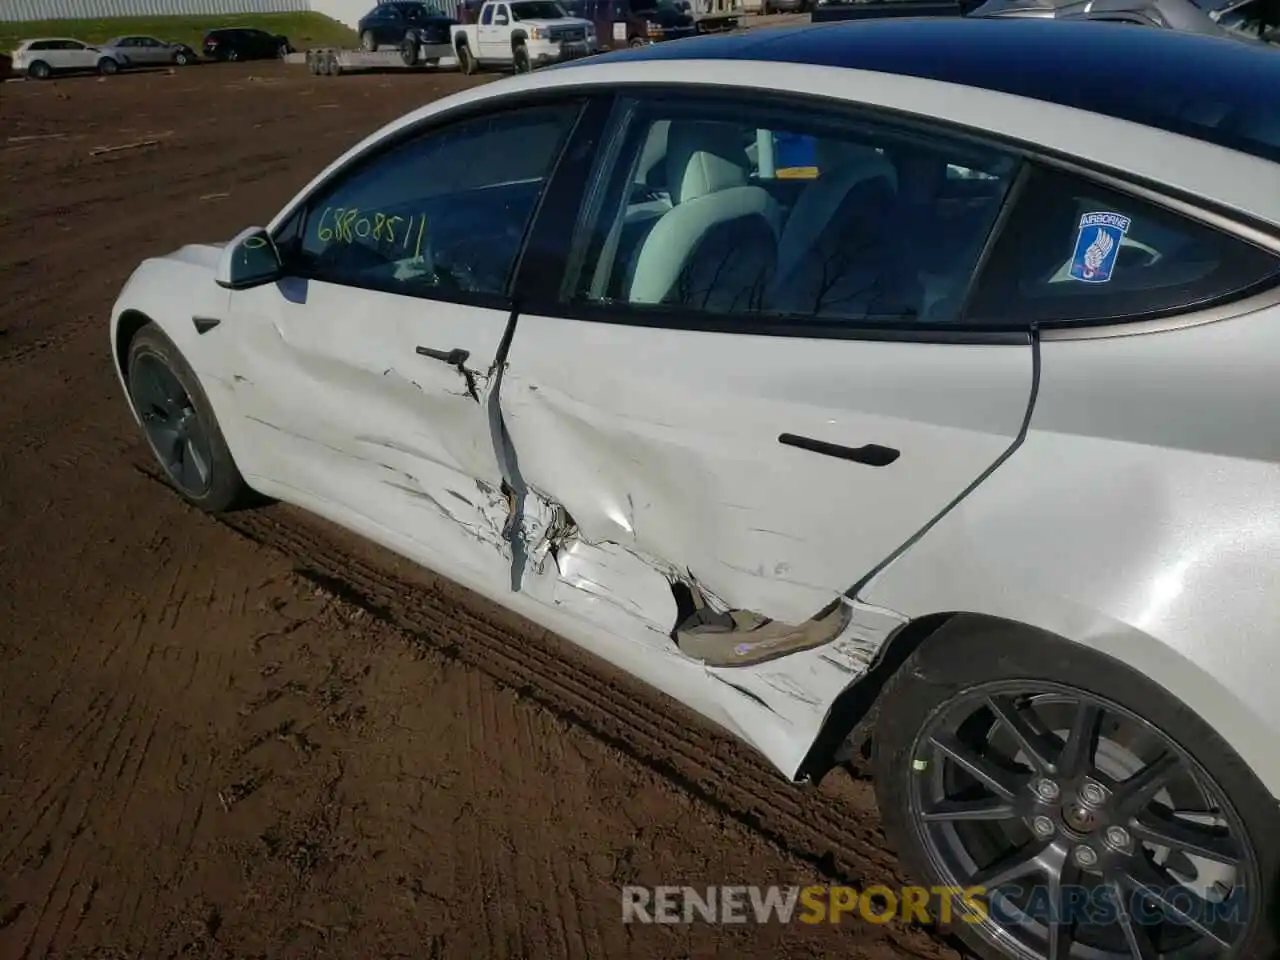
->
[[129, 464, 958, 960]]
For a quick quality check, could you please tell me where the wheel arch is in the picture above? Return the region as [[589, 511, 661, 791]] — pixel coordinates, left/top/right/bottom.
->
[[114, 308, 154, 386], [797, 607, 1280, 801], [511, 30, 529, 46]]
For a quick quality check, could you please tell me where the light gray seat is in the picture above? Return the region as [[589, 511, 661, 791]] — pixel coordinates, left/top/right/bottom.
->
[[628, 121, 782, 306], [772, 140, 898, 288]]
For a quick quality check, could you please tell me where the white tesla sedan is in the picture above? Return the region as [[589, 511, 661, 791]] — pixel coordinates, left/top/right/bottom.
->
[[110, 18, 1280, 960]]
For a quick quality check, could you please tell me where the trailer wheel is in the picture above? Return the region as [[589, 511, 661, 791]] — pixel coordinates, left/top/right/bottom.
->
[[326, 51, 341, 75]]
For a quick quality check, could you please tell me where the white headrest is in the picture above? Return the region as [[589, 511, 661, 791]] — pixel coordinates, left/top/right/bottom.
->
[[816, 140, 897, 187], [665, 121, 749, 205]]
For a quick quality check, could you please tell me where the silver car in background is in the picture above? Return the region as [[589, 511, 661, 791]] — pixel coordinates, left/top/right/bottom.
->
[[97, 35, 200, 67]]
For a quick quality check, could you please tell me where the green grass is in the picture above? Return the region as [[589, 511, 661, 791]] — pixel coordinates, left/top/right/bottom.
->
[[1, 12, 358, 53]]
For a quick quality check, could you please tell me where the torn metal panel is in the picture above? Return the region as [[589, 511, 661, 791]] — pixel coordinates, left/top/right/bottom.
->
[[496, 312, 1033, 630]]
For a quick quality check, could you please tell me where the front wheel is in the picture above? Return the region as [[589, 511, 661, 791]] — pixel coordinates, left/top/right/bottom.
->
[[361, 29, 377, 51], [511, 41, 531, 73], [871, 619, 1279, 960], [126, 324, 250, 513], [174, 49, 193, 65], [227, 48, 240, 62], [28, 59, 51, 79], [399, 34, 419, 66], [97, 57, 120, 75]]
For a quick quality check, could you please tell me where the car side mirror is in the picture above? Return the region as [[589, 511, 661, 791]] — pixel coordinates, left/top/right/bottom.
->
[[495, 13, 510, 23], [216, 226, 284, 290]]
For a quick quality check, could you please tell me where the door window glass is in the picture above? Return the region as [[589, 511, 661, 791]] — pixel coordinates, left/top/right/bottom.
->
[[294, 103, 582, 299], [964, 164, 1280, 325], [564, 95, 1018, 327]]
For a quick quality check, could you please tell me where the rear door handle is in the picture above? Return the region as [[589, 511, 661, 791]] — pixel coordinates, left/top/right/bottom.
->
[[778, 433, 900, 467], [416, 345, 470, 366]]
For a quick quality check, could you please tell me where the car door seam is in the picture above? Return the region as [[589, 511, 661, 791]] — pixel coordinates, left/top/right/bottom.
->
[[845, 327, 1042, 602]]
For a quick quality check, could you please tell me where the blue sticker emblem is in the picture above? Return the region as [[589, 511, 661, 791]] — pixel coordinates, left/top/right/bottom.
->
[[1069, 211, 1131, 283]]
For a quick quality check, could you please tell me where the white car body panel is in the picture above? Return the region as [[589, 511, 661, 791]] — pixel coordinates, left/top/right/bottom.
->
[[502, 312, 1032, 625], [861, 299, 1280, 797], [110, 52, 1280, 797]]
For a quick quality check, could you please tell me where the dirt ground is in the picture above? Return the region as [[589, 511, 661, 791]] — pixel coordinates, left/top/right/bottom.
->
[[0, 60, 963, 960]]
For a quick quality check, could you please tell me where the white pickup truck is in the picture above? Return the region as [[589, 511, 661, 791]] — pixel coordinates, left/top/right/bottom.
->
[[452, 0, 598, 73]]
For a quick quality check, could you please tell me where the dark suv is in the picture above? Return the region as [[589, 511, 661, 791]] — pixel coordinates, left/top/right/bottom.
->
[[201, 27, 294, 61], [356, 2, 458, 51]]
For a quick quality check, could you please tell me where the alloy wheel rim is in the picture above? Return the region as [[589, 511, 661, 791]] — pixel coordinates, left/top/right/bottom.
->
[[908, 680, 1258, 960], [131, 354, 213, 497]]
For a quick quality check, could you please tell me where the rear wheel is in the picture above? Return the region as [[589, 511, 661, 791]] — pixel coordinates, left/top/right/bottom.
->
[[126, 324, 250, 513], [871, 619, 1279, 960], [457, 42, 477, 74], [97, 56, 119, 75], [227, 48, 240, 61], [28, 59, 51, 79]]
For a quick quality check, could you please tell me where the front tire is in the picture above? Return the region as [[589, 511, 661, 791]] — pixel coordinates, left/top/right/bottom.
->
[[28, 59, 51, 79], [97, 57, 120, 75], [174, 49, 193, 65], [361, 29, 377, 51], [871, 619, 1279, 960], [126, 324, 249, 513], [512, 41, 531, 73]]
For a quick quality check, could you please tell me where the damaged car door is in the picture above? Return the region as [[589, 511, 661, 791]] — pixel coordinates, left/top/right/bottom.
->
[[500, 91, 1037, 665], [223, 100, 584, 585]]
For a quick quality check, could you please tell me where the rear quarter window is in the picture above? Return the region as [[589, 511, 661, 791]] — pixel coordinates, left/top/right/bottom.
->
[[964, 164, 1280, 326]]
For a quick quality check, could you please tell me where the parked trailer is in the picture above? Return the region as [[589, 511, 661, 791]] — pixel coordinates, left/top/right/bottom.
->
[[305, 42, 456, 75]]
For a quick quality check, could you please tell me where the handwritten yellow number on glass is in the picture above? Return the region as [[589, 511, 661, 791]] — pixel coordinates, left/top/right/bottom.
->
[[316, 206, 334, 242]]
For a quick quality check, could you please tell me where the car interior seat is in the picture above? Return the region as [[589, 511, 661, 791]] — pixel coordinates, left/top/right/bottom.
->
[[627, 121, 782, 310], [766, 139, 898, 319]]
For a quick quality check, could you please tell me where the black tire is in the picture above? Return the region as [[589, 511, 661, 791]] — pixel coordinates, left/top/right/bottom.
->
[[457, 42, 478, 74], [97, 56, 120, 75], [628, 36, 646, 46], [125, 323, 250, 513], [227, 48, 240, 62], [512, 41, 531, 73], [28, 59, 51, 79], [174, 49, 193, 65], [871, 618, 1280, 960], [399, 34, 419, 66], [361, 29, 377, 51]]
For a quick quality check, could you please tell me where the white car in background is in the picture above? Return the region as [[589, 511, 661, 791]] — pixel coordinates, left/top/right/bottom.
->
[[108, 19, 1280, 960], [12, 37, 127, 77]]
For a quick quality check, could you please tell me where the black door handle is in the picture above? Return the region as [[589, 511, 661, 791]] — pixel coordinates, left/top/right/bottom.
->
[[778, 433, 900, 467], [416, 345, 470, 366]]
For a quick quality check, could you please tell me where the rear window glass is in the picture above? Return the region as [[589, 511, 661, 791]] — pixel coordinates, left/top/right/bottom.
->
[[964, 164, 1280, 325]]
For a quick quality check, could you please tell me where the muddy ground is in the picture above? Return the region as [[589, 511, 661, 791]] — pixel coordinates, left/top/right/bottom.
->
[[0, 60, 963, 959]]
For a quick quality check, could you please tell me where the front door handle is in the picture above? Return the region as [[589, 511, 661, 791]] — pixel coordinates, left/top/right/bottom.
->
[[416, 345, 470, 366], [778, 433, 900, 467]]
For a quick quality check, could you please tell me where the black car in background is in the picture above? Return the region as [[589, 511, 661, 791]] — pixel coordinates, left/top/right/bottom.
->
[[356, 2, 458, 51], [201, 27, 294, 61]]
